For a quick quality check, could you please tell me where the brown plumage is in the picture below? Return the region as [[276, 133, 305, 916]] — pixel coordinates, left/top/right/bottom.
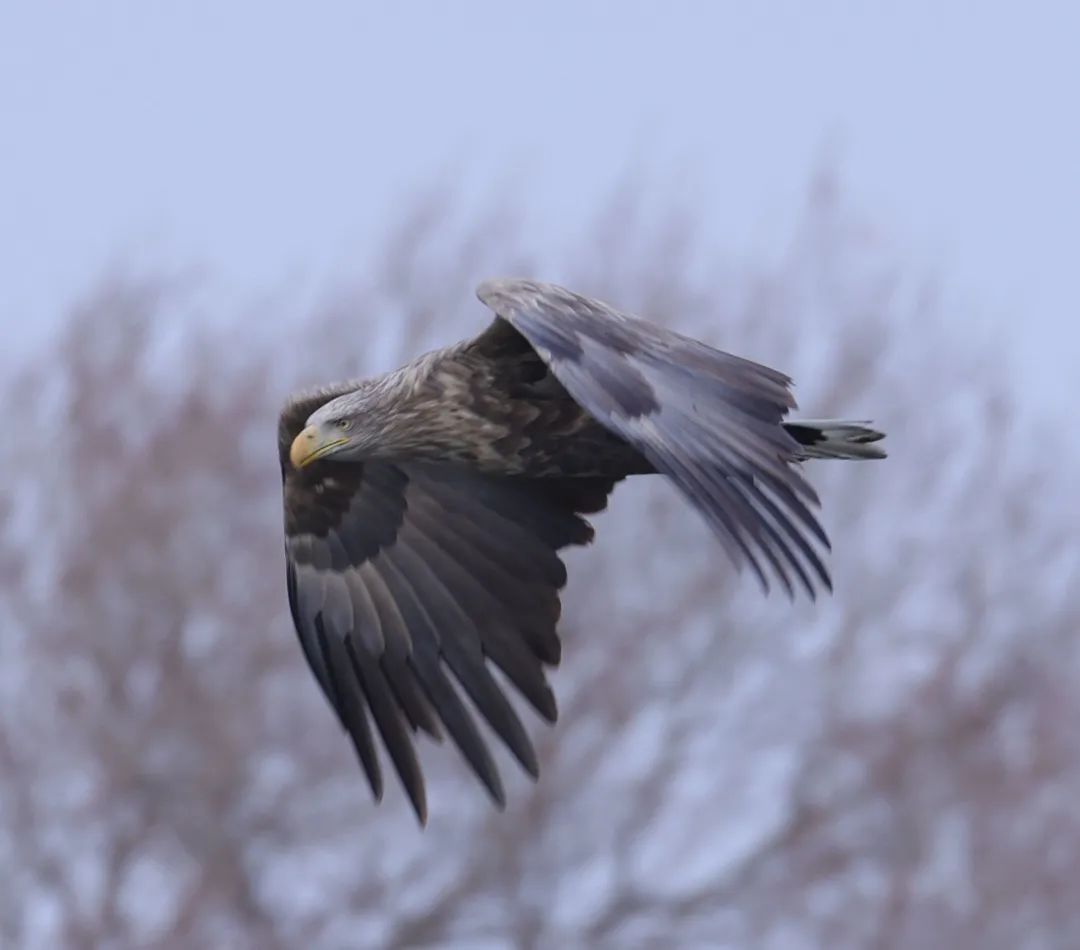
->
[[278, 279, 885, 822]]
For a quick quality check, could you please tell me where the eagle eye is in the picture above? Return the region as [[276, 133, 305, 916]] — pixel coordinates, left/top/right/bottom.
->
[[335, 419, 351, 431]]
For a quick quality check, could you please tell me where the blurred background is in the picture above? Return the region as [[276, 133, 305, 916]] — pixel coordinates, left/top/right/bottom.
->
[[2, 3, 1080, 948]]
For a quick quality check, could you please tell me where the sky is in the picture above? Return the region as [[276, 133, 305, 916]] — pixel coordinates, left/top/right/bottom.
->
[[2, 1, 1077, 411]]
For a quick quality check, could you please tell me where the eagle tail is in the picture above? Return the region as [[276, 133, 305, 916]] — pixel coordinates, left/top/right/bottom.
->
[[783, 420, 887, 460]]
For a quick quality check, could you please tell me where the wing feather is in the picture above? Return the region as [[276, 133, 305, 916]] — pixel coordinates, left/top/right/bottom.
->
[[374, 548, 507, 807], [478, 277, 832, 597], [344, 634, 426, 821], [316, 622, 383, 801], [400, 498, 557, 718], [357, 562, 439, 737], [394, 521, 539, 775], [281, 401, 614, 820]]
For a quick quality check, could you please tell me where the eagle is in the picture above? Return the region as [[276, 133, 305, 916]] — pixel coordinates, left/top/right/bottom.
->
[[279, 279, 885, 823]]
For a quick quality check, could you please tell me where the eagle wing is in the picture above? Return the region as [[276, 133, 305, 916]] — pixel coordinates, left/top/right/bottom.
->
[[477, 278, 832, 599], [281, 415, 615, 822]]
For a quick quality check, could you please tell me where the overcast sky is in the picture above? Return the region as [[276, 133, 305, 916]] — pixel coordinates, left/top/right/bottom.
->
[[2, 1, 1076, 412]]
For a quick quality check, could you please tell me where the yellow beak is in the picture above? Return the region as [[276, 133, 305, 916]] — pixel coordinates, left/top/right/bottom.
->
[[289, 425, 348, 468]]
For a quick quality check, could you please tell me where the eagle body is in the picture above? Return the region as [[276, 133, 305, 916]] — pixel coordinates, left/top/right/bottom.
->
[[281, 324, 649, 479], [278, 279, 884, 822]]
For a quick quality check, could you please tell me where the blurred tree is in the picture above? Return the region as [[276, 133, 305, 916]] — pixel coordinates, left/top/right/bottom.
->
[[1, 177, 1078, 949]]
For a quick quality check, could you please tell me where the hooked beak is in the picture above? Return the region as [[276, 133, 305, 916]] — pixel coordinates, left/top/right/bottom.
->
[[289, 425, 349, 468]]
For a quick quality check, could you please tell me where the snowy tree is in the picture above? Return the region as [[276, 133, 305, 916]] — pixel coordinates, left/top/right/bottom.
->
[[2, 179, 1078, 949]]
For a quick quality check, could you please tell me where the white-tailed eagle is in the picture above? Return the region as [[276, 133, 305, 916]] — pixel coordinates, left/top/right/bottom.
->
[[279, 279, 885, 822]]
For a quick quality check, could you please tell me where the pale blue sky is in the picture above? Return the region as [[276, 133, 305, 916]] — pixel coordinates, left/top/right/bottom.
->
[[2, 1, 1077, 410]]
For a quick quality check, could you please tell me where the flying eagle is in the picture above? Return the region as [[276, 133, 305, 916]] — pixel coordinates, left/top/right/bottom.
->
[[279, 279, 885, 822]]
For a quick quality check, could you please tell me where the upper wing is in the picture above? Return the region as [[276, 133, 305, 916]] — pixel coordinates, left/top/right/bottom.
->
[[477, 278, 832, 598], [282, 442, 615, 823]]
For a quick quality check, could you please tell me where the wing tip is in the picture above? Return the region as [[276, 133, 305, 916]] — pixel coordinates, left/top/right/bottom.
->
[[407, 790, 429, 826], [517, 741, 541, 780], [359, 756, 384, 803], [537, 688, 558, 724]]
